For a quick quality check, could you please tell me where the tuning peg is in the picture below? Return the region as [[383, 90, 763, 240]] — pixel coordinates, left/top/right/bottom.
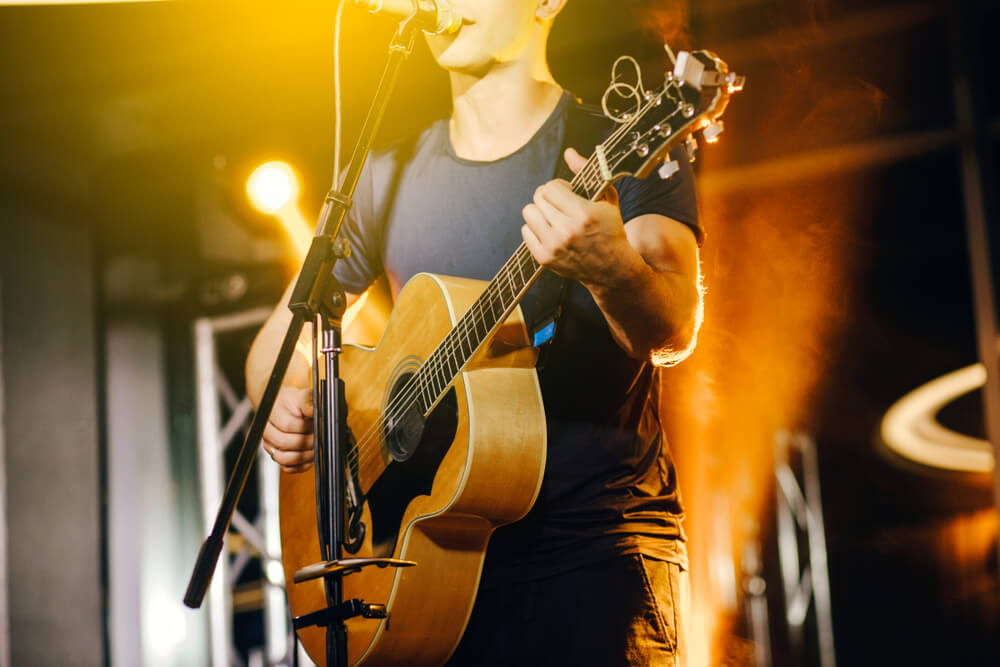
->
[[673, 51, 706, 90], [685, 136, 698, 162], [703, 121, 724, 144], [658, 160, 680, 180]]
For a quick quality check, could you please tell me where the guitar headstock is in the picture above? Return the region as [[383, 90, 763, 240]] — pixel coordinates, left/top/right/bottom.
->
[[596, 47, 744, 184]]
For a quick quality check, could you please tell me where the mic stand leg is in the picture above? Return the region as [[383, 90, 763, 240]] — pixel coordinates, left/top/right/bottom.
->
[[317, 291, 349, 667], [184, 20, 421, 667]]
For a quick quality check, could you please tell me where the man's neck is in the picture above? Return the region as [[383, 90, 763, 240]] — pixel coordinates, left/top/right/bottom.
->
[[448, 59, 564, 162]]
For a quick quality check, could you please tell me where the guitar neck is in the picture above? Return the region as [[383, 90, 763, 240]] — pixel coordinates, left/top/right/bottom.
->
[[412, 155, 610, 416]]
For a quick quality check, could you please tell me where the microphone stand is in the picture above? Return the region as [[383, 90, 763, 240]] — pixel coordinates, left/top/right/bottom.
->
[[185, 18, 421, 667]]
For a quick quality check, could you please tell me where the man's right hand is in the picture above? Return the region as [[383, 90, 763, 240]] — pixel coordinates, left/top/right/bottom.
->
[[262, 386, 315, 473]]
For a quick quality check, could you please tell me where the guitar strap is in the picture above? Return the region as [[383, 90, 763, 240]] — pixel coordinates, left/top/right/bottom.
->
[[529, 99, 615, 369]]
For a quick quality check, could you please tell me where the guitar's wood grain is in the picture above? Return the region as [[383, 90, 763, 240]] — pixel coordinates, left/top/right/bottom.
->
[[280, 273, 546, 666]]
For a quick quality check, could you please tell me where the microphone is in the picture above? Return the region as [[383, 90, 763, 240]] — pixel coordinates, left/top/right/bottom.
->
[[349, 0, 462, 35]]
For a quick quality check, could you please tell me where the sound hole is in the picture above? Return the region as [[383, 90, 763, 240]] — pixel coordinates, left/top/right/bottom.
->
[[367, 384, 459, 557], [383, 373, 426, 462]]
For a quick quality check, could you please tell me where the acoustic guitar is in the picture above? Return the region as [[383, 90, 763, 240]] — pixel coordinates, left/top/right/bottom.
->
[[279, 50, 743, 666]]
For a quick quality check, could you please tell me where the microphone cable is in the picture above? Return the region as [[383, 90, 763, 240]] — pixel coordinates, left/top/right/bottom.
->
[[332, 0, 346, 190]]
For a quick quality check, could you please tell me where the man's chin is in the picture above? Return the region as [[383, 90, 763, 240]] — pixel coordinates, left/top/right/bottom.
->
[[434, 53, 497, 78]]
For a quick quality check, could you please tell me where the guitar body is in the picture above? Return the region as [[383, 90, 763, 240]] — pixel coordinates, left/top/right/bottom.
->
[[276, 50, 743, 665], [280, 272, 547, 666]]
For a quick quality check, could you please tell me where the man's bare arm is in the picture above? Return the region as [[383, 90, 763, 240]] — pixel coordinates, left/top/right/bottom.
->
[[245, 278, 360, 472], [521, 148, 701, 366], [586, 213, 700, 365]]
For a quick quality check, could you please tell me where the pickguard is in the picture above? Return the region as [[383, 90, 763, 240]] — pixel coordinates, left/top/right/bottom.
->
[[366, 387, 459, 557]]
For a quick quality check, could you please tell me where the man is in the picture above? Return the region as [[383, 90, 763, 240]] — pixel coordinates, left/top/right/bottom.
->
[[246, 0, 702, 664]]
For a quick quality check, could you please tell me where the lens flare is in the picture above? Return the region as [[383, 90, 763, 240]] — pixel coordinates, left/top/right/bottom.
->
[[247, 161, 299, 213]]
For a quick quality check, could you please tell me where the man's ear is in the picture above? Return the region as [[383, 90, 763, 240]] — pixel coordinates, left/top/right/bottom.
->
[[536, 0, 568, 21]]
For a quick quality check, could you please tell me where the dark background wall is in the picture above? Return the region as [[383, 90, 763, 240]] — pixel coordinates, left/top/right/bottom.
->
[[0, 210, 103, 667]]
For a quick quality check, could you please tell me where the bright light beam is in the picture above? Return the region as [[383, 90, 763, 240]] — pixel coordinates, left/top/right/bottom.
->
[[248, 161, 299, 214], [247, 161, 312, 258], [246, 160, 376, 356]]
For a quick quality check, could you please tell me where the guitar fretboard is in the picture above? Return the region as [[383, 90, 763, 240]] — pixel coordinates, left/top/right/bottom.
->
[[408, 160, 608, 417]]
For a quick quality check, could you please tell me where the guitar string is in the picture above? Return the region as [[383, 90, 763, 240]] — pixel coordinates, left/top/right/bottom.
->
[[342, 160, 605, 477], [343, 86, 688, 479], [346, 92, 687, 480], [347, 247, 541, 479], [347, 92, 696, 477], [344, 91, 686, 480], [376, 94, 664, 413], [346, 154, 624, 479], [395, 86, 690, 402], [342, 159, 603, 476]]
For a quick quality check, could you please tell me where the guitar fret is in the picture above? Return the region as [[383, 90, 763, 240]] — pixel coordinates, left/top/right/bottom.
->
[[520, 252, 537, 283], [490, 289, 504, 325], [439, 341, 452, 382], [486, 289, 500, 325], [439, 349, 452, 384], [466, 316, 480, 355], [580, 163, 602, 199], [419, 377, 431, 413], [495, 282, 508, 317], [458, 320, 473, 358], [517, 253, 531, 285], [430, 357, 443, 398], [458, 332, 467, 363], [473, 302, 488, 341], [412, 375, 423, 413], [456, 317, 469, 357], [413, 377, 425, 414], [481, 289, 493, 323], [498, 272, 512, 304], [505, 263, 520, 300], [443, 354, 452, 387], [436, 363, 447, 397]]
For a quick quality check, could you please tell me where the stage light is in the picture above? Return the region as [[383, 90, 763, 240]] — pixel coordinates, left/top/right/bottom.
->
[[245, 160, 313, 258], [247, 161, 299, 214], [881, 361, 994, 473], [265, 559, 285, 587]]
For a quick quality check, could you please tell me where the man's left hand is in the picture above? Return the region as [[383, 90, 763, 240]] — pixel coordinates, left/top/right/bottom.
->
[[521, 147, 640, 288]]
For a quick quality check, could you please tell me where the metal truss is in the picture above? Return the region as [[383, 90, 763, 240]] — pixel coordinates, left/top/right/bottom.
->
[[740, 514, 772, 667], [193, 308, 294, 667], [773, 430, 836, 667]]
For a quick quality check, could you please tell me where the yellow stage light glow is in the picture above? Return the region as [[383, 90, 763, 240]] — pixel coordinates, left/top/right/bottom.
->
[[243, 159, 391, 346], [246, 160, 314, 258], [247, 161, 299, 214]]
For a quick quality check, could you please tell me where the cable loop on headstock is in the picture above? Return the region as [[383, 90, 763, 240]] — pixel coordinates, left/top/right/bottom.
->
[[591, 46, 743, 182], [601, 55, 647, 125]]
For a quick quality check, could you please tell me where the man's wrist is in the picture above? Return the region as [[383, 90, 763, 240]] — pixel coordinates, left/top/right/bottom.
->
[[581, 243, 650, 294]]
